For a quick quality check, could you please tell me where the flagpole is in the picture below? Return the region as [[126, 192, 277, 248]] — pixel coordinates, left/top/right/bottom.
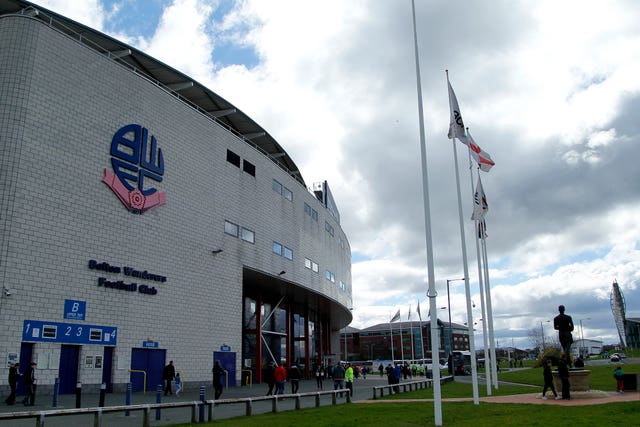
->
[[447, 70, 480, 405], [481, 216, 498, 388], [390, 314, 395, 361], [467, 131, 492, 395], [411, 1, 442, 423], [410, 306, 415, 361]]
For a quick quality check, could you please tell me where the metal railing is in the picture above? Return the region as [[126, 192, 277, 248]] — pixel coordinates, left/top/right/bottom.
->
[[372, 375, 453, 399], [0, 389, 351, 427]]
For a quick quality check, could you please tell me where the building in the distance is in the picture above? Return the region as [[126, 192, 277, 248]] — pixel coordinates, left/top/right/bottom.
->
[[341, 320, 470, 362], [0, 0, 351, 395]]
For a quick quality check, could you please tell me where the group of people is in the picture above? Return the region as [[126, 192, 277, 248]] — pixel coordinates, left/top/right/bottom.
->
[[262, 361, 354, 397], [4, 362, 37, 406], [162, 360, 228, 400]]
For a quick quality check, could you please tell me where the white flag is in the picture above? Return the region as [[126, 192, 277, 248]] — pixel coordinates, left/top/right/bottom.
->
[[408, 304, 412, 321], [417, 301, 422, 321], [390, 309, 400, 323], [447, 80, 467, 142], [471, 176, 488, 220]]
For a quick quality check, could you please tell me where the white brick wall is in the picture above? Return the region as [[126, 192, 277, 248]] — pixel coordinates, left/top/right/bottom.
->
[[0, 16, 351, 389]]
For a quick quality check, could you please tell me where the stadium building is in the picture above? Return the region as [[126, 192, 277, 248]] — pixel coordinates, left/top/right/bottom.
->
[[0, 0, 352, 395]]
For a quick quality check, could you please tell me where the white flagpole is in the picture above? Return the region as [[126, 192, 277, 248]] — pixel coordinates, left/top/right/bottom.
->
[[390, 314, 395, 361], [410, 307, 415, 361], [411, 1, 442, 423], [467, 132, 492, 395], [447, 71, 480, 405], [481, 222, 498, 388]]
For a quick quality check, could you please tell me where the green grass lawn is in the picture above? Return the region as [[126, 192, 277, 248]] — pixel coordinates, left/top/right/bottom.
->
[[171, 363, 639, 426]]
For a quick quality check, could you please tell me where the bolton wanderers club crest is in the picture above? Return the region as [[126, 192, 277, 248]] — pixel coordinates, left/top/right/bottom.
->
[[102, 124, 166, 214]]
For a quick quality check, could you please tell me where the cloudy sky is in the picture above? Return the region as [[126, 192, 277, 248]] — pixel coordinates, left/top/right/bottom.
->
[[33, 0, 639, 349]]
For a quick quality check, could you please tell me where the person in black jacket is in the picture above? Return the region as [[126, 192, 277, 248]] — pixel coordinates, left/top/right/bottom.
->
[[22, 362, 36, 406], [541, 360, 559, 400], [558, 354, 571, 400], [289, 364, 301, 393], [163, 361, 175, 396], [263, 361, 276, 395], [4, 363, 20, 405]]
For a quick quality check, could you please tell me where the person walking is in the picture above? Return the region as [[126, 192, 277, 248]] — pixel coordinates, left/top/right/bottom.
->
[[314, 363, 326, 390], [263, 361, 276, 395], [558, 354, 571, 400], [541, 360, 559, 400], [289, 364, 301, 394], [344, 363, 354, 397], [212, 360, 226, 399], [5, 362, 20, 405], [174, 373, 182, 397], [22, 362, 36, 406], [613, 365, 625, 394], [332, 362, 345, 397], [378, 363, 384, 377], [163, 361, 175, 396], [274, 364, 286, 396]]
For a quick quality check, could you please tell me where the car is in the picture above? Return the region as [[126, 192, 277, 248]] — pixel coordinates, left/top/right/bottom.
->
[[610, 353, 626, 362]]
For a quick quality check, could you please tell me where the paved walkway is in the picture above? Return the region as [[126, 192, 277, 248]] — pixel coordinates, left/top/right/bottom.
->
[[358, 390, 639, 406]]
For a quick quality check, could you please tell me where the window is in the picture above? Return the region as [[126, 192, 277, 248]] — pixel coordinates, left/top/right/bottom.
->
[[325, 270, 335, 283], [273, 241, 282, 256], [283, 187, 293, 201], [305, 257, 319, 273], [325, 221, 334, 236], [305, 258, 312, 269], [272, 179, 282, 194], [226, 149, 240, 167], [224, 220, 239, 237], [243, 159, 255, 176], [241, 227, 255, 243], [283, 246, 293, 260], [304, 202, 318, 221], [312, 262, 319, 272]]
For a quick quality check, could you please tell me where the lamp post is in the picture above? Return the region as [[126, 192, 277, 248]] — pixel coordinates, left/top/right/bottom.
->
[[579, 318, 590, 358], [540, 320, 550, 352]]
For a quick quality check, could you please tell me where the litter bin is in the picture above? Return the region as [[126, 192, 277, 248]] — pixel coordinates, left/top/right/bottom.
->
[[622, 373, 638, 391]]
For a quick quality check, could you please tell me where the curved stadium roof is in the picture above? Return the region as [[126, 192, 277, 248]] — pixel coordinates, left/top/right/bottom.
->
[[0, 0, 306, 187]]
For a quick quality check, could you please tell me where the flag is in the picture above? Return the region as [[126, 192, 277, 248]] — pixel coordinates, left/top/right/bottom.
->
[[390, 309, 400, 323], [478, 218, 488, 239], [417, 301, 422, 321], [447, 80, 467, 142], [471, 176, 488, 220], [467, 131, 495, 172], [408, 304, 412, 321]]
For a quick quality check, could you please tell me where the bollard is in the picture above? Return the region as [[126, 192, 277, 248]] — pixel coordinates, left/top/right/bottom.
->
[[198, 385, 205, 422], [52, 378, 59, 407], [99, 382, 106, 407], [156, 384, 162, 420], [75, 382, 82, 408], [125, 382, 132, 416]]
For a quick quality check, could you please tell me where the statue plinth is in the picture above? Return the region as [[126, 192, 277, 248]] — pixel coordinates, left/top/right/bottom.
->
[[552, 369, 591, 392]]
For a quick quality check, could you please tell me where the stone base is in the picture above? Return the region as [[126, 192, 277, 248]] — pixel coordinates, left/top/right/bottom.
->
[[552, 369, 591, 392]]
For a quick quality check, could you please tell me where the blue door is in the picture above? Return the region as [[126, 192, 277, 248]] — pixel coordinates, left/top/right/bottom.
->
[[214, 351, 236, 387], [102, 347, 114, 392], [59, 345, 80, 394], [130, 348, 166, 392], [17, 343, 33, 395]]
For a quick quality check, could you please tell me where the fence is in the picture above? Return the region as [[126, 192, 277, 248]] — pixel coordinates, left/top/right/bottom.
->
[[0, 389, 351, 427], [372, 375, 454, 399]]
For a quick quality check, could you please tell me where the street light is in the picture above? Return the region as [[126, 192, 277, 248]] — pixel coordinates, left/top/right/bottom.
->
[[540, 320, 550, 352], [579, 318, 591, 358]]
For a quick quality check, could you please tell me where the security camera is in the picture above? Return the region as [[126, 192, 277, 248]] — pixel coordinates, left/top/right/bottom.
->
[[3, 288, 11, 297]]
